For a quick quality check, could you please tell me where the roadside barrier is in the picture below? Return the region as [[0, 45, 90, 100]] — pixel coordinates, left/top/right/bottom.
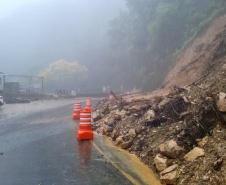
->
[[77, 109, 93, 140], [85, 97, 92, 110], [72, 102, 81, 120]]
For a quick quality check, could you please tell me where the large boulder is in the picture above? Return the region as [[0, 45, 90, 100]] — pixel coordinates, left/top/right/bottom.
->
[[92, 111, 101, 122], [217, 99, 226, 112], [158, 98, 170, 110], [223, 64, 226, 71], [114, 114, 121, 121], [104, 118, 115, 126], [154, 154, 168, 172], [135, 127, 143, 135], [184, 147, 205, 162], [106, 126, 113, 132], [197, 136, 208, 148], [160, 140, 184, 159], [219, 92, 226, 100], [128, 103, 148, 113], [121, 140, 133, 149], [111, 130, 119, 140], [129, 129, 136, 137], [115, 136, 124, 146], [145, 110, 155, 121], [160, 164, 178, 185]]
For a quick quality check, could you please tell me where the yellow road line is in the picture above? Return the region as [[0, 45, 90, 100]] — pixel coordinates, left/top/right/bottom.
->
[[91, 140, 141, 185]]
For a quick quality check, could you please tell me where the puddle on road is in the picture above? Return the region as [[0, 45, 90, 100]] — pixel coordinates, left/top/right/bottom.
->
[[93, 133, 161, 185]]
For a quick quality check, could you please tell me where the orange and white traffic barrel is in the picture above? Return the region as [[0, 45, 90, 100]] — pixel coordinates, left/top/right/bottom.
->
[[77, 109, 93, 140], [85, 97, 92, 110], [72, 102, 81, 120]]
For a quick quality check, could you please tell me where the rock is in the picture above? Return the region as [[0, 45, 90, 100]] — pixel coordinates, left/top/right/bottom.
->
[[154, 154, 168, 172], [184, 147, 205, 162], [223, 64, 226, 71], [197, 136, 208, 148], [213, 158, 223, 170], [129, 129, 136, 137], [128, 105, 141, 112], [152, 104, 159, 112], [111, 105, 118, 110], [128, 103, 148, 112], [108, 118, 115, 126], [158, 98, 170, 110], [111, 130, 119, 140], [140, 151, 147, 158], [202, 175, 210, 181], [219, 92, 226, 100], [135, 127, 143, 135], [107, 126, 113, 132], [91, 122, 99, 129], [114, 114, 121, 121], [102, 127, 108, 135], [121, 140, 133, 149], [115, 136, 124, 146], [145, 110, 155, 121], [159, 140, 184, 159], [104, 106, 110, 114], [217, 146, 226, 157], [92, 111, 101, 122], [160, 164, 178, 185], [217, 99, 226, 112]]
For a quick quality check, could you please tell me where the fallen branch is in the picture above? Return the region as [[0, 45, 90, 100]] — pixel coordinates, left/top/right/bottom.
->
[[193, 116, 206, 133], [110, 90, 120, 100], [190, 61, 223, 86], [181, 95, 189, 103]]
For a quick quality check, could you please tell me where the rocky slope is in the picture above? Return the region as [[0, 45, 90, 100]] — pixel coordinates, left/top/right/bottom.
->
[[91, 15, 226, 185]]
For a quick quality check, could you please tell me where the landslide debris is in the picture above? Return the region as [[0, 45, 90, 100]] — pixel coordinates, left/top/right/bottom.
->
[[92, 74, 226, 184], [92, 15, 226, 185]]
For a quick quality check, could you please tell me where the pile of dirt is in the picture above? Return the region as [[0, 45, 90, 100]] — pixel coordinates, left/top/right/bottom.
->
[[92, 15, 226, 185]]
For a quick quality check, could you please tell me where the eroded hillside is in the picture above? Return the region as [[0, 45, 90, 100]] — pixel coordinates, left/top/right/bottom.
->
[[92, 15, 226, 185]]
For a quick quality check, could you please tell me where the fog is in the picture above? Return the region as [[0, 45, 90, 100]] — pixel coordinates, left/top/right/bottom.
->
[[0, 0, 126, 78]]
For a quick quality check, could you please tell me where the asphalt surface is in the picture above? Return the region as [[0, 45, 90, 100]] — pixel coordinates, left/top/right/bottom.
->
[[0, 100, 132, 185]]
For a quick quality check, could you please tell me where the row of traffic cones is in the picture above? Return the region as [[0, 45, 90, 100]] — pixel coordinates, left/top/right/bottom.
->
[[73, 98, 93, 141]]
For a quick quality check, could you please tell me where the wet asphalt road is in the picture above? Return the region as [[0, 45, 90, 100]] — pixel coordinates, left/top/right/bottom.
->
[[0, 101, 132, 185]]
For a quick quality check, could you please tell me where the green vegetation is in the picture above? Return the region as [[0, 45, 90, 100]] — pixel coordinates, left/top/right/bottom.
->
[[38, 60, 87, 92], [106, 0, 226, 91], [207, 129, 213, 136], [159, 123, 165, 131]]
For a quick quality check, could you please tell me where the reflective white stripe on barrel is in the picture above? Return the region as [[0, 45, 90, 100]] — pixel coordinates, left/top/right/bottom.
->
[[81, 113, 91, 116], [74, 109, 81, 111], [80, 118, 91, 121], [79, 122, 91, 125]]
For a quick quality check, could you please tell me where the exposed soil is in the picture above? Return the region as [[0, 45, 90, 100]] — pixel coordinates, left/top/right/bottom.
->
[[92, 15, 226, 185]]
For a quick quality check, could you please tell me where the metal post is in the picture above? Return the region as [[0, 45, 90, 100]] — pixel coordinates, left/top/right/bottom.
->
[[29, 77, 32, 94], [3, 76, 5, 95], [41, 77, 44, 95]]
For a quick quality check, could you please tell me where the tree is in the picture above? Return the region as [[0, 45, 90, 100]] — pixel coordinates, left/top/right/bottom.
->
[[106, 0, 226, 91], [38, 60, 88, 92]]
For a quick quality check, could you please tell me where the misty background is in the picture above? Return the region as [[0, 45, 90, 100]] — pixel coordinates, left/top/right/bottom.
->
[[0, 0, 126, 92], [1, 0, 225, 93]]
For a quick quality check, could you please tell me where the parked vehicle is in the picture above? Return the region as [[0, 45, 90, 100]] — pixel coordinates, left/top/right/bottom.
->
[[0, 96, 3, 106]]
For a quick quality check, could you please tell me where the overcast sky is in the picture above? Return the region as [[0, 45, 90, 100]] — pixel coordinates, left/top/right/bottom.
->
[[0, 0, 42, 19], [0, 0, 126, 75]]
